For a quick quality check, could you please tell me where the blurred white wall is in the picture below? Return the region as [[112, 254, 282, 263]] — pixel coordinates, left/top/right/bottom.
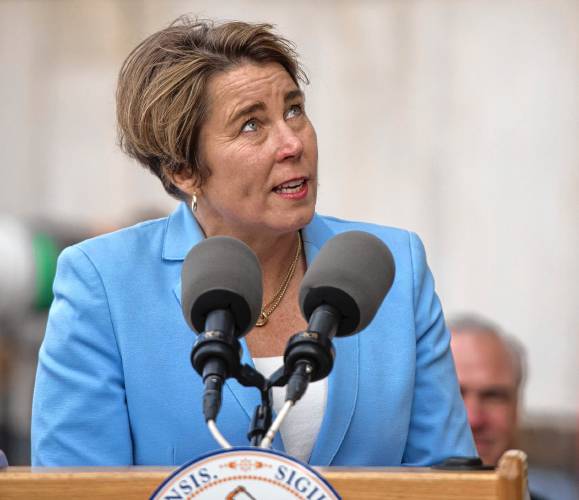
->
[[0, 0, 577, 417]]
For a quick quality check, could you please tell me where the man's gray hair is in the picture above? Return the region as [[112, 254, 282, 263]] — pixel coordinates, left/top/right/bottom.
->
[[447, 313, 527, 389]]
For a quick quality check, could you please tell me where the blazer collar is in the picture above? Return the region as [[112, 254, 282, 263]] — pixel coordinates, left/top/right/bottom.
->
[[162, 202, 205, 261], [169, 206, 359, 465], [162, 202, 337, 262]]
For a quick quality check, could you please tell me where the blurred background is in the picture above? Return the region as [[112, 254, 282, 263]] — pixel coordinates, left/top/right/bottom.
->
[[0, 0, 576, 492]]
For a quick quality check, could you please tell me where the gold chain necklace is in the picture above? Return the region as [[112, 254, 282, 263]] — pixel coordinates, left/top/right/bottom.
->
[[255, 232, 302, 327]]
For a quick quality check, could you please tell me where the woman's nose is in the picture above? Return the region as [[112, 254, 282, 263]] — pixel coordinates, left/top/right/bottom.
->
[[274, 122, 303, 163]]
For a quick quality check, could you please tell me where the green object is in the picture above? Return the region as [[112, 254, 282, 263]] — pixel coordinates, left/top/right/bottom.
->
[[32, 233, 59, 309]]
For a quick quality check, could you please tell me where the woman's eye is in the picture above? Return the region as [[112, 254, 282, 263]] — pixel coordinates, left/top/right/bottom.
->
[[285, 104, 303, 120], [241, 119, 258, 133]]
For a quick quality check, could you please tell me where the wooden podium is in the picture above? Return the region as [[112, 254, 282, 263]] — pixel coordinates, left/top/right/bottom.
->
[[0, 450, 527, 499]]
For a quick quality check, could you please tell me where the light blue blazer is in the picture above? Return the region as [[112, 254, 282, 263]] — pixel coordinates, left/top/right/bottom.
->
[[32, 202, 475, 466]]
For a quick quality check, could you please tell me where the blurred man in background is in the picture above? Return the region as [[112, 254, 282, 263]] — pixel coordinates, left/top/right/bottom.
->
[[448, 314, 578, 500], [448, 314, 523, 467]]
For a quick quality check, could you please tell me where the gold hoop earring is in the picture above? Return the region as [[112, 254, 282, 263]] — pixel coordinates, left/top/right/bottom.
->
[[192, 192, 198, 212]]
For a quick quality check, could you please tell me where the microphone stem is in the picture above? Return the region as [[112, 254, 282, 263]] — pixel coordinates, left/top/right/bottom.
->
[[260, 400, 294, 449], [205, 308, 235, 333], [259, 361, 314, 448], [202, 360, 225, 422], [285, 360, 313, 403], [307, 303, 340, 340]]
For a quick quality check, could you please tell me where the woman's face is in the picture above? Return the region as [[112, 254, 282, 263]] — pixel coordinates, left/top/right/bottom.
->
[[189, 62, 318, 238]]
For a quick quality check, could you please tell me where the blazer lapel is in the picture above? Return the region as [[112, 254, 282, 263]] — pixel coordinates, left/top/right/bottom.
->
[[309, 335, 359, 465], [303, 215, 360, 466]]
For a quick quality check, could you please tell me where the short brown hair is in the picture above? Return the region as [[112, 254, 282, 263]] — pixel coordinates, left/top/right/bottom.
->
[[116, 16, 308, 199]]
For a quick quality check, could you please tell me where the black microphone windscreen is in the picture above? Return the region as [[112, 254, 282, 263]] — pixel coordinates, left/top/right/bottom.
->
[[299, 231, 395, 336], [181, 236, 263, 337]]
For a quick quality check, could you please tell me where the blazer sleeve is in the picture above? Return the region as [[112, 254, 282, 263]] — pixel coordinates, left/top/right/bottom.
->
[[401, 232, 476, 465], [31, 245, 133, 465]]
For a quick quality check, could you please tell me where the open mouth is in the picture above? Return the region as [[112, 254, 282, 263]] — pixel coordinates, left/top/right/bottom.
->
[[273, 177, 307, 194]]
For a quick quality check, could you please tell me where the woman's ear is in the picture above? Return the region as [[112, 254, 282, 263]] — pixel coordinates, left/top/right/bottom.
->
[[167, 169, 201, 198]]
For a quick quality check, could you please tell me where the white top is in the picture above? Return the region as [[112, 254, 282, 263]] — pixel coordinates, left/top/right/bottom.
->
[[253, 356, 328, 463]]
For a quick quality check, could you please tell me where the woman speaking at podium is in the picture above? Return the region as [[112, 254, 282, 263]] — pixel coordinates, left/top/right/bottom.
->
[[31, 17, 475, 466]]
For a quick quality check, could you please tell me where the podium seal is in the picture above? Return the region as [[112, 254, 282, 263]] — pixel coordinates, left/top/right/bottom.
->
[[151, 447, 341, 499]]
